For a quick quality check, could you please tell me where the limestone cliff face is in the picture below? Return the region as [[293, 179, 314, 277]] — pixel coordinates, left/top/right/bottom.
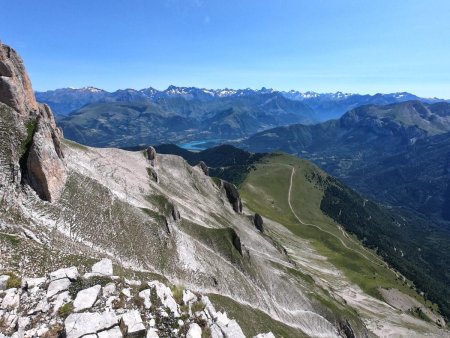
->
[[0, 42, 66, 202]]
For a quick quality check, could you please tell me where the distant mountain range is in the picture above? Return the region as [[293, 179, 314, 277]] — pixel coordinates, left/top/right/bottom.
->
[[56, 92, 317, 147], [239, 100, 450, 227], [36, 85, 447, 120]]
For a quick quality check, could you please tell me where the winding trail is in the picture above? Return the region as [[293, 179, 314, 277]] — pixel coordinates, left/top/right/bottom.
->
[[287, 167, 380, 264]]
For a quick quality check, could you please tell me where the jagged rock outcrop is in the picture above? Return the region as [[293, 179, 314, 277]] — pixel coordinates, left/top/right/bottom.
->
[[147, 146, 156, 166], [253, 213, 264, 232], [198, 161, 209, 176], [0, 42, 38, 117], [0, 42, 66, 203], [171, 203, 181, 222], [223, 181, 242, 213]]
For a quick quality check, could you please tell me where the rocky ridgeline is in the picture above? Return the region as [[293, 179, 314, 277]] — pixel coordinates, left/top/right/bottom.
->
[[0, 259, 274, 338]]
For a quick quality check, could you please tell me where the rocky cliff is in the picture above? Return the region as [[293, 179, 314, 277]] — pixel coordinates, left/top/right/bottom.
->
[[0, 42, 66, 203]]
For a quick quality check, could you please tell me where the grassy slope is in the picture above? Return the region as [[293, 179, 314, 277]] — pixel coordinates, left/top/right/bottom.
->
[[240, 153, 431, 308]]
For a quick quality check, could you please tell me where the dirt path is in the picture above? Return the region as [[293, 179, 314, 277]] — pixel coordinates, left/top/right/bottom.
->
[[287, 167, 379, 263]]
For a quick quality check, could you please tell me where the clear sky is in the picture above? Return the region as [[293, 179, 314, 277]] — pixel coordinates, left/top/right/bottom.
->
[[1, 0, 450, 98]]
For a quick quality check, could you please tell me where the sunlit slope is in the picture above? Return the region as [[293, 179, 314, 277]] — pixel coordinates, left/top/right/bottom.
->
[[240, 153, 447, 336]]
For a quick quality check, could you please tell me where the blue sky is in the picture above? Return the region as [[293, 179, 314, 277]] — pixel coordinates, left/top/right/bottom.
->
[[2, 0, 450, 97]]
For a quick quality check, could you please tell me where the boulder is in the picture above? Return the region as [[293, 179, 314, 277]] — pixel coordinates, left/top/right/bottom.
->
[[0, 275, 10, 290], [120, 310, 146, 337], [186, 323, 202, 338], [64, 312, 119, 338], [98, 326, 123, 338], [223, 182, 242, 213], [146, 329, 159, 338], [0, 288, 19, 310], [49, 267, 79, 281], [91, 258, 113, 276], [73, 284, 101, 312], [46, 278, 71, 298], [198, 161, 209, 176], [183, 290, 197, 305], [103, 282, 116, 297], [253, 213, 264, 232], [138, 289, 152, 309]]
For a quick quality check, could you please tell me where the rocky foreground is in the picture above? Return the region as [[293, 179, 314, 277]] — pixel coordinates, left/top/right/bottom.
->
[[0, 258, 274, 338]]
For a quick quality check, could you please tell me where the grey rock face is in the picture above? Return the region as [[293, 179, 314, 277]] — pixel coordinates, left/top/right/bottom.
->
[[223, 182, 242, 213]]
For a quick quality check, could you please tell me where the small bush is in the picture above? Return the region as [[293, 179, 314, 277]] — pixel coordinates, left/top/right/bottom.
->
[[171, 285, 184, 304], [59, 302, 74, 319], [69, 276, 112, 298], [202, 326, 212, 338], [6, 272, 21, 289], [191, 301, 205, 313]]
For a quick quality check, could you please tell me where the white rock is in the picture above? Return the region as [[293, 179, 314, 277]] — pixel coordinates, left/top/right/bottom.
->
[[254, 333, 276, 338], [186, 323, 202, 338], [106, 296, 118, 308], [52, 291, 71, 314], [149, 318, 156, 327], [73, 285, 101, 312], [148, 281, 180, 317], [24, 277, 46, 289], [98, 326, 123, 338], [1, 288, 19, 309], [210, 324, 224, 338], [29, 297, 50, 315], [47, 278, 71, 298], [64, 311, 118, 338], [202, 296, 217, 320], [125, 278, 141, 286], [0, 275, 10, 290], [138, 289, 152, 309], [177, 319, 184, 327], [103, 283, 116, 297], [83, 335, 97, 338], [219, 319, 245, 338], [183, 290, 197, 304], [216, 311, 230, 326], [49, 267, 79, 281], [92, 258, 113, 276], [146, 328, 159, 338], [121, 288, 131, 298], [120, 310, 146, 337]]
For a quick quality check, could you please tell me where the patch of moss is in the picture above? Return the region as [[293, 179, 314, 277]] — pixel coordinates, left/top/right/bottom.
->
[[58, 302, 74, 319], [170, 285, 184, 304]]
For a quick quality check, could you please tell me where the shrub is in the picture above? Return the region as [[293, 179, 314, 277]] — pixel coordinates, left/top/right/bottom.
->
[[6, 272, 21, 289], [59, 302, 74, 318]]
